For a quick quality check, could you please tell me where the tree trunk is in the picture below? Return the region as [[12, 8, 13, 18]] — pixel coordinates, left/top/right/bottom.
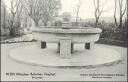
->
[[119, 18, 123, 28], [9, 27, 15, 37], [75, 12, 79, 26], [34, 21, 39, 27], [3, 8, 6, 28], [43, 21, 48, 26], [95, 19, 99, 28]]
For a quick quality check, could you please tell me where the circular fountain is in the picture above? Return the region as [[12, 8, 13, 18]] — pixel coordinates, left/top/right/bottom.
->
[[9, 14, 122, 68], [31, 27, 102, 58]]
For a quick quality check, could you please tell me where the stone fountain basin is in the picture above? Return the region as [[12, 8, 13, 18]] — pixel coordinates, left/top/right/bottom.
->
[[31, 27, 102, 43]]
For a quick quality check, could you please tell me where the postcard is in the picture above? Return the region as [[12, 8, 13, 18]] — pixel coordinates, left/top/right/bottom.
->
[[1, 0, 127, 81]]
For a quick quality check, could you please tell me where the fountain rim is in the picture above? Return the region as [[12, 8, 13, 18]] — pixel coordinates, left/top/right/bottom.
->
[[31, 26, 102, 34]]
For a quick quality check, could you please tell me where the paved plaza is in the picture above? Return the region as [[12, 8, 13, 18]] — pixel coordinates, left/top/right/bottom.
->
[[1, 42, 127, 81]]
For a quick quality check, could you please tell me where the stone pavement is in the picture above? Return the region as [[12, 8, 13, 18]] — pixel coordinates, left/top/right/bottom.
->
[[9, 43, 121, 67], [1, 42, 127, 81]]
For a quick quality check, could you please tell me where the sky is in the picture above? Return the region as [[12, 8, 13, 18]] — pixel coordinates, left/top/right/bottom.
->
[[3, 0, 125, 19], [60, 0, 116, 19]]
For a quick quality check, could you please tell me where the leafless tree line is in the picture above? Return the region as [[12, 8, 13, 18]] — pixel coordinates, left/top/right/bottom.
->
[[93, 0, 103, 27], [1, 0, 23, 36], [75, 0, 83, 26], [1, 0, 61, 36], [1, 0, 7, 29], [114, 0, 127, 28], [9, 0, 23, 36], [93, 0, 127, 28], [21, 0, 61, 26], [1, 0, 127, 36]]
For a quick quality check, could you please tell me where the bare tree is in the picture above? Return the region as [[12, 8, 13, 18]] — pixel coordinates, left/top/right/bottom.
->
[[114, 0, 118, 27], [8, 0, 23, 36], [126, 0, 128, 30], [93, 0, 106, 27], [21, 0, 61, 27], [40, 0, 61, 26], [1, 0, 7, 29], [94, 0, 102, 27], [114, 0, 127, 28], [21, 0, 42, 26], [75, 0, 83, 26]]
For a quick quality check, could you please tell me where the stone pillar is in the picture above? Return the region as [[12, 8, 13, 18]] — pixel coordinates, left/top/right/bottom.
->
[[85, 43, 94, 50], [58, 42, 73, 54], [41, 42, 46, 48], [37, 41, 46, 49], [71, 43, 73, 54], [57, 43, 60, 53], [60, 39, 72, 58]]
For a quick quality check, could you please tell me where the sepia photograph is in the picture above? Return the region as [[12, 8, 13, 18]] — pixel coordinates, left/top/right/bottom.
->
[[1, 0, 127, 81]]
